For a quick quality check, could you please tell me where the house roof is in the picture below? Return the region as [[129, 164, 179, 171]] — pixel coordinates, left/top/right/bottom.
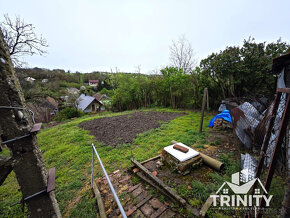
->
[[25, 77, 35, 81], [93, 93, 103, 101], [46, 96, 58, 108], [77, 94, 103, 110], [89, 80, 99, 83]]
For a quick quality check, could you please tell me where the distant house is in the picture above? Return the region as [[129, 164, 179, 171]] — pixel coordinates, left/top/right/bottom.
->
[[26, 96, 59, 123], [76, 94, 103, 113], [88, 80, 99, 87], [67, 87, 80, 95], [93, 93, 111, 111], [45, 96, 59, 115], [25, 77, 36, 83]]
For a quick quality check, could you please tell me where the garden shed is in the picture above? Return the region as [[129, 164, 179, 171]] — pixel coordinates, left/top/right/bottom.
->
[[76, 94, 103, 113]]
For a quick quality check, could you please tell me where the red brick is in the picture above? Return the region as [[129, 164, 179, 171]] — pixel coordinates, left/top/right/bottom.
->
[[126, 206, 137, 217], [119, 175, 131, 183]]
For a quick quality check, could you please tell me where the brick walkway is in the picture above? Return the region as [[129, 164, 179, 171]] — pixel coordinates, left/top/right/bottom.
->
[[96, 169, 180, 217]]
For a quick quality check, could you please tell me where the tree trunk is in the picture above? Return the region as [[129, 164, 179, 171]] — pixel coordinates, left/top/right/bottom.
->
[[0, 30, 61, 217], [0, 155, 13, 186]]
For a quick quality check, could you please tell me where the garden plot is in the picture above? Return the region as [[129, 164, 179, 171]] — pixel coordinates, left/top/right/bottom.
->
[[79, 111, 186, 146]]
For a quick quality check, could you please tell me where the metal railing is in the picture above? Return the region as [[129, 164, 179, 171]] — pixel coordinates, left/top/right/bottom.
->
[[91, 143, 127, 218]]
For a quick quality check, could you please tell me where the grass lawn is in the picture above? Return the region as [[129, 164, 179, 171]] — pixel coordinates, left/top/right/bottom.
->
[[0, 108, 285, 217], [0, 109, 213, 217]]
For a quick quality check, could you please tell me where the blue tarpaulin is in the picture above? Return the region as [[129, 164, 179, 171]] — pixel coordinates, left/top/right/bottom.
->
[[208, 110, 233, 127]]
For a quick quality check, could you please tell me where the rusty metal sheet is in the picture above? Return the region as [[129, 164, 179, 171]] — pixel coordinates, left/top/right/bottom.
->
[[277, 88, 290, 93], [30, 123, 42, 133], [47, 167, 56, 192], [230, 107, 245, 129]]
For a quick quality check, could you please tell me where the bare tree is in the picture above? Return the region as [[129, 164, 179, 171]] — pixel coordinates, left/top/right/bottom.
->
[[169, 35, 196, 74], [0, 14, 48, 67], [134, 64, 141, 74]]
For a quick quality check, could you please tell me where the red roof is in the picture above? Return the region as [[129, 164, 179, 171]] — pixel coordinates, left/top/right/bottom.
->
[[89, 80, 99, 83]]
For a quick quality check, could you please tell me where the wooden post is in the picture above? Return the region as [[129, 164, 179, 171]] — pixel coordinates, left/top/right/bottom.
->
[[0, 30, 61, 217], [206, 88, 209, 111], [199, 88, 207, 133]]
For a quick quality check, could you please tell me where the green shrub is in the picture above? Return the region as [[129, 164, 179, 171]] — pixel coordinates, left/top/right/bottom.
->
[[54, 107, 85, 121]]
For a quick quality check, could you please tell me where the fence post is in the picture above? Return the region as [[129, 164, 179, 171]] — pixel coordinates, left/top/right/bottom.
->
[[91, 146, 94, 190], [199, 88, 208, 133], [206, 88, 209, 111]]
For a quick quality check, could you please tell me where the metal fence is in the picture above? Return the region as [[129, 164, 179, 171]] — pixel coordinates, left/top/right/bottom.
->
[[91, 143, 127, 218]]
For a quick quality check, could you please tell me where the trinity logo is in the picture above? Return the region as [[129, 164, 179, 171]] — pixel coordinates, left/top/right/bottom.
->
[[210, 169, 273, 207]]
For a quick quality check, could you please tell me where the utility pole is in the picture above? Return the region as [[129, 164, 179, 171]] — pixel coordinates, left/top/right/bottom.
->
[[0, 30, 61, 217]]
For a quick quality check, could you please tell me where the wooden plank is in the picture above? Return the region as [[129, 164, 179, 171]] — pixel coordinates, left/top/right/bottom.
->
[[150, 205, 166, 218], [136, 172, 174, 202], [199, 192, 215, 217], [135, 171, 200, 217], [131, 158, 186, 205], [46, 167, 56, 192], [92, 181, 107, 218], [140, 155, 161, 165], [136, 194, 152, 208]]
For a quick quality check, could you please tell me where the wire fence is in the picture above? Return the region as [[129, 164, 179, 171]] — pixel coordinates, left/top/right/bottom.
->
[[229, 90, 289, 174], [262, 92, 288, 172]]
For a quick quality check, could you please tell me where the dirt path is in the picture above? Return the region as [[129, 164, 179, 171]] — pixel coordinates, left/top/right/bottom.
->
[[79, 111, 186, 146]]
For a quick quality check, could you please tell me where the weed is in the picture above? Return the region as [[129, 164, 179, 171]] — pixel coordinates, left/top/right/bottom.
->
[[189, 198, 202, 207], [195, 144, 205, 149], [159, 195, 165, 203], [131, 175, 140, 185], [191, 181, 216, 202]]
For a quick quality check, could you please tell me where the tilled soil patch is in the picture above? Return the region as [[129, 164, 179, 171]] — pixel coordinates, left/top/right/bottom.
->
[[79, 111, 186, 146]]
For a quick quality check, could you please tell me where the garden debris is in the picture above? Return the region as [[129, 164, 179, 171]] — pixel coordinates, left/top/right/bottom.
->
[[131, 158, 200, 217], [96, 168, 178, 217], [91, 181, 106, 218], [213, 118, 232, 129], [131, 158, 199, 217], [156, 160, 163, 168], [199, 153, 224, 171], [241, 153, 257, 182], [199, 192, 216, 217], [208, 110, 233, 129], [162, 142, 202, 175], [170, 140, 224, 171]]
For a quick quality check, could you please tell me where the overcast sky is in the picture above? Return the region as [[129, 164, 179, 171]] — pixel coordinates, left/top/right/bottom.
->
[[1, 0, 290, 74]]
